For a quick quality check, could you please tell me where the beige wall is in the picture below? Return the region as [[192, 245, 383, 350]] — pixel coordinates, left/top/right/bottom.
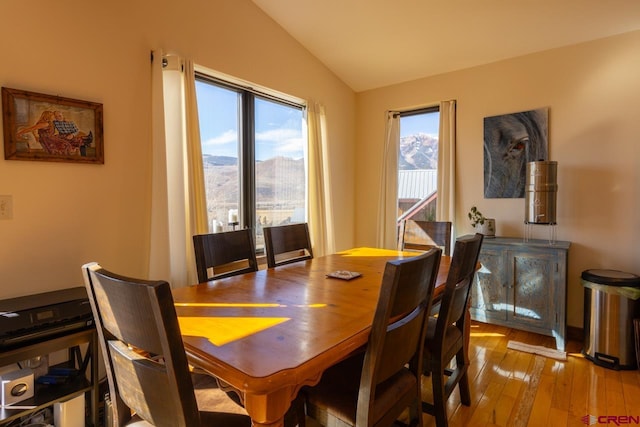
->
[[355, 31, 640, 327], [0, 0, 356, 299]]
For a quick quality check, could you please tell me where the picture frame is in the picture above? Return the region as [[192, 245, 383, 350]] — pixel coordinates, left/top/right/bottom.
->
[[2, 87, 103, 164]]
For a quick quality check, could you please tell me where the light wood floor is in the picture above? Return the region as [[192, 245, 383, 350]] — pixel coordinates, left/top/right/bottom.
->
[[420, 321, 640, 427], [196, 321, 640, 427]]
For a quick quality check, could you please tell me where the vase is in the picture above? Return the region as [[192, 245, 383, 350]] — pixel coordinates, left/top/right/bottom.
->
[[476, 218, 495, 238]]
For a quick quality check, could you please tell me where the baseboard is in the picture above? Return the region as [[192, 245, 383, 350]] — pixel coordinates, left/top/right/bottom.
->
[[567, 325, 584, 343]]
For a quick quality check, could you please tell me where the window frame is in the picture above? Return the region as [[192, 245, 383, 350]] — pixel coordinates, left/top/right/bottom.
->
[[397, 105, 440, 221], [194, 72, 307, 242]]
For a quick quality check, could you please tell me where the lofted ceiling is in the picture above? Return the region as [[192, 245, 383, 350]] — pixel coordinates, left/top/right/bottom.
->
[[252, 0, 640, 92]]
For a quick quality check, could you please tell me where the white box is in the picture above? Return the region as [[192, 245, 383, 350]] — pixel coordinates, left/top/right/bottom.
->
[[0, 368, 34, 406], [54, 393, 85, 427]]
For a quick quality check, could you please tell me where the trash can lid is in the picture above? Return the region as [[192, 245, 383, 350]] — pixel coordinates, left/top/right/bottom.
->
[[581, 269, 640, 287]]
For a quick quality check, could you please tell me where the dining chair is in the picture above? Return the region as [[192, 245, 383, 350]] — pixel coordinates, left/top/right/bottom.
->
[[398, 220, 452, 256], [81, 262, 251, 427], [263, 222, 313, 268], [304, 248, 442, 427], [421, 233, 484, 427], [193, 229, 258, 282]]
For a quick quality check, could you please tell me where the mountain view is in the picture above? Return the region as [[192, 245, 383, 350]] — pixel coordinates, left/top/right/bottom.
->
[[203, 132, 436, 202], [202, 154, 305, 235], [201, 132, 436, 231], [202, 154, 305, 204], [399, 133, 438, 170]]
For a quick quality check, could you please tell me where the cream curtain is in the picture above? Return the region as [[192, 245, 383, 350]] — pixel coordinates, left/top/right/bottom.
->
[[149, 49, 171, 281], [148, 51, 205, 288], [307, 102, 335, 257], [436, 100, 456, 223], [184, 61, 209, 237], [376, 111, 400, 249]]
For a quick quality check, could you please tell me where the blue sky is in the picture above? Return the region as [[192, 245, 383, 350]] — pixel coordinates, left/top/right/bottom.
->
[[195, 81, 304, 161], [400, 111, 439, 138]]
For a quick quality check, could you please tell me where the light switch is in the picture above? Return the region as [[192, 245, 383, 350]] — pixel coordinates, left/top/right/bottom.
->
[[0, 195, 13, 220]]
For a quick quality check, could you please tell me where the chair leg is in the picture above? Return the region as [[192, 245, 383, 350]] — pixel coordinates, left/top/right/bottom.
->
[[296, 396, 307, 427], [407, 396, 422, 427], [455, 349, 471, 406], [284, 395, 306, 427], [458, 370, 471, 407], [431, 363, 448, 427]]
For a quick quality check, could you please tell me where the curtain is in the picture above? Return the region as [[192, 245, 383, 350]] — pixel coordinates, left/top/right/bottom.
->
[[149, 50, 171, 281], [436, 100, 456, 222], [183, 60, 209, 282], [307, 102, 335, 256], [148, 52, 205, 288], [436, 100, 457, 241], [376, 111, 400, 249]]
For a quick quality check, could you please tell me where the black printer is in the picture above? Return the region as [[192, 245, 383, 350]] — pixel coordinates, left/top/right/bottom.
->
[[0, 287, 93, 349]]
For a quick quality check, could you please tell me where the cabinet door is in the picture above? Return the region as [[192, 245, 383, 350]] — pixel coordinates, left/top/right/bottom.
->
[[508, 249, 556, 330], [471, 246, 508, 322]]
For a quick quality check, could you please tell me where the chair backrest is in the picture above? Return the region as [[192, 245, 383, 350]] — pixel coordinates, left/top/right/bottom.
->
[[193, 229, 258, 282], [82, 263, 200, 427], [263, 223, 313, 268], [357, 248, 442, 426], [399, 219, 452, 256], [433, 233, 484, 347]]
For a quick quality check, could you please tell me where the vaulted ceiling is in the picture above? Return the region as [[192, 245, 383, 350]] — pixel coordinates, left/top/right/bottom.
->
[[252, 0, 640, 92]]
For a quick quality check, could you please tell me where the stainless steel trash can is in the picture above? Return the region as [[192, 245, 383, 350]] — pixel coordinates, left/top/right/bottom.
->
[[582, 269, 640, 370]]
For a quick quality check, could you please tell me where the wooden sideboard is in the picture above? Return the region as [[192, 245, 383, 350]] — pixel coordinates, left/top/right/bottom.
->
[[470, 237, 571, 351]]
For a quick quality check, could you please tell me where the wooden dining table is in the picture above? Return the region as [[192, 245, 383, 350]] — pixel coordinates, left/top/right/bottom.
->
[[172, 247, 455, 427]]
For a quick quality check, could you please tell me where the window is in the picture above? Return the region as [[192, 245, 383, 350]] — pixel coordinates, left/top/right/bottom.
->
[[397, 107, 440, 221], [194, 75, 307, 251]]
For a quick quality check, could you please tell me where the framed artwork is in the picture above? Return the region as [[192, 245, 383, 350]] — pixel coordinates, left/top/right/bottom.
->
[[2, 87, 103, 164], [483, 107, 548, 198]]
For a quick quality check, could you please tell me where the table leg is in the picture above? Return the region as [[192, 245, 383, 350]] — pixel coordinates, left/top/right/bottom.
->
[[243, 386, 294, 427]]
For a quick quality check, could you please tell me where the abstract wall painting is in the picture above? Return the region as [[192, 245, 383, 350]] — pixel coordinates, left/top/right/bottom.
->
[[483, 107, 548, 198]]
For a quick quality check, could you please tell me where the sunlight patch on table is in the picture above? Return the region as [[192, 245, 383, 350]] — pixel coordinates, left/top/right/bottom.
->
[[339, 247, 415, 257], [178, 316, 290, 346]]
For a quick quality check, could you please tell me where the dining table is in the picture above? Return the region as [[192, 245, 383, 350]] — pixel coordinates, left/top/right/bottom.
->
[[172, 247, 460, 427]]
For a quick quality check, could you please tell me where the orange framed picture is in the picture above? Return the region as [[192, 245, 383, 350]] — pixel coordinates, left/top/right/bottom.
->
[[2, 87, 103, 164]]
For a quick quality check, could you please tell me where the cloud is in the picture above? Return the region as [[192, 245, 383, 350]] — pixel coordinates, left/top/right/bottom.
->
[[201, 127, 305, 159], [256, 128, 301, 143], [256, 128, 304, 158], [202, 129, 237, 147]]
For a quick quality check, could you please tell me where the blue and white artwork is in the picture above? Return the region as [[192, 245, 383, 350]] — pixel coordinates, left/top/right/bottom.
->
[[483, 108, 548, 198]]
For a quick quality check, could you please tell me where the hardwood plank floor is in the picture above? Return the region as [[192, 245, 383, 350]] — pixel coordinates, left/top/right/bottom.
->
[[419, 321, 640, 427], [196, 320, 640, 427]]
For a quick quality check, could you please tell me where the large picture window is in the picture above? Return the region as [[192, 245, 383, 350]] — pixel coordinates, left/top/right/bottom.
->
[[194, 75, 307, 251]]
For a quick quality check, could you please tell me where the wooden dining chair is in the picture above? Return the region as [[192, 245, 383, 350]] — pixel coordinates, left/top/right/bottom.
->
[[81, 262, 251, 427], [193, 229, 258, 282], [304, 248, 442, 427], [263, 222, 313, 268], [398, 220, 452, 256], [421, 233, 483, 427]]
